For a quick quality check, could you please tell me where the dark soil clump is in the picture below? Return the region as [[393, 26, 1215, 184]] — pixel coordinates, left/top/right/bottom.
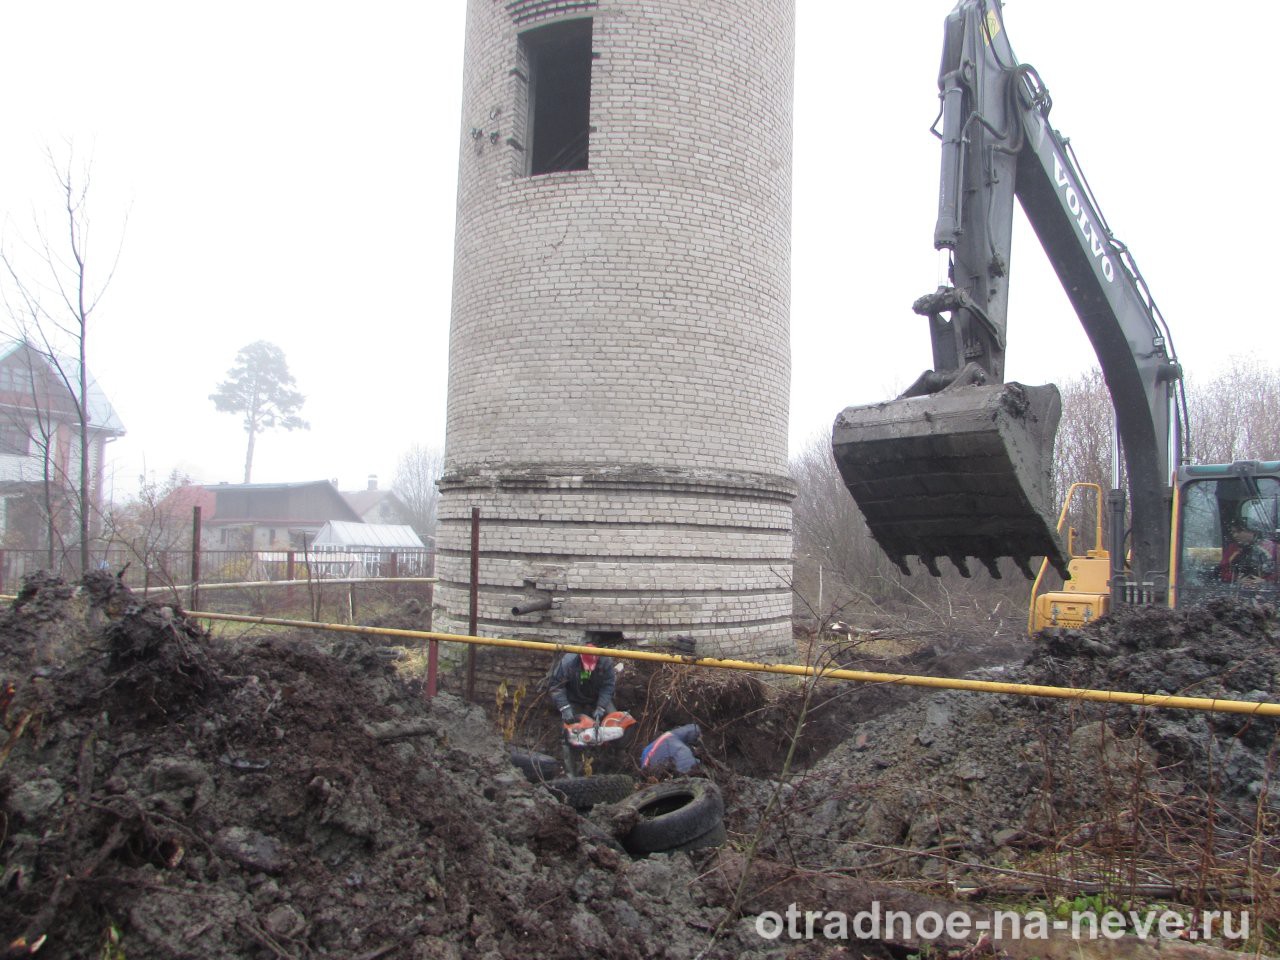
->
[[0, 576, 757, 959], [753, 598, 1280, 900], [5, 574, 1277, 957]]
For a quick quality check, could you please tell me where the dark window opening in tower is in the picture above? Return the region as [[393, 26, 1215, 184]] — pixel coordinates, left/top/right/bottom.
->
[[522, 18, 592, 176]]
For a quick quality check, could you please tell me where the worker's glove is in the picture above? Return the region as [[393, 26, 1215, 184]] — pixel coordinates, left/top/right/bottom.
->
[[560, 705, 576, 723], [592, 707, 606, 722]]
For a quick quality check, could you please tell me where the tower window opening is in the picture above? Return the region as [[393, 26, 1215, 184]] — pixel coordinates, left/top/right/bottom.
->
[[521, 18, 593, 175]]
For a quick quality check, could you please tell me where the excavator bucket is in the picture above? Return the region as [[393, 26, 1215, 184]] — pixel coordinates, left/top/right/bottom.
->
[[832, 382, 1068, 579]]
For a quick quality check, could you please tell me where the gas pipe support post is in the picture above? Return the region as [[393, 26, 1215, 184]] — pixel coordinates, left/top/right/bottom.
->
[[190, 506, 202, 612], [466, 507, 480, 701]]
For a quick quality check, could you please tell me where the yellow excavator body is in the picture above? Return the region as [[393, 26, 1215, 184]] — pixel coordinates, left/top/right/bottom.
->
[[1028, 483, 1113, 633]]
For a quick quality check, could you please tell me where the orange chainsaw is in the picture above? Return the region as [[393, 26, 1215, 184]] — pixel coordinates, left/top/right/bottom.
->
[[563, 710, 636, 747]]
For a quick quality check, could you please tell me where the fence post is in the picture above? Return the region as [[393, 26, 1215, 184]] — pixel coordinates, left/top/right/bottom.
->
[[389, 552, 399, 605], [286, 550, 296, 612], [190, 506, 202, 611], [0, 548, 5, 595], [466, 507, 480, 701]]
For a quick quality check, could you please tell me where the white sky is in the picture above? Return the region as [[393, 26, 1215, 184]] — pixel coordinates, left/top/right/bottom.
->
[[2, 1, 1276, 502]]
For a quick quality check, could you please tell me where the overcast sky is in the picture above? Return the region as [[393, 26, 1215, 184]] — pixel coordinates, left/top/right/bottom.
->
[[2, 1, 1276, 502]]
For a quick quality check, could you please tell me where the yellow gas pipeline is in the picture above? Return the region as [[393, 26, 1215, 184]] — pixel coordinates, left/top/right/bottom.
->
[[191, 611, 1280, 718]]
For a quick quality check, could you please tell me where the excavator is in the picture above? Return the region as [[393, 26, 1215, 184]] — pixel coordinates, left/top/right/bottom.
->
[[832, 0, 1280, 631]]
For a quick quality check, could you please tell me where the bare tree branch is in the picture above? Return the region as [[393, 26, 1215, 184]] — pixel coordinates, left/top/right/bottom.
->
[[0, 145, 125, 573]]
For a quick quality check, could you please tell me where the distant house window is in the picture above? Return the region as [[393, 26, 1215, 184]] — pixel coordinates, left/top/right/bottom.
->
[[0, 365, 28, 393], [521, 18, 593, 176], [0, 424, 30, 456]]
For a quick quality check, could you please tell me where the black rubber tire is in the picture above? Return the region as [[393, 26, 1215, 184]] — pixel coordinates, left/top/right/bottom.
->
[[618, 778, 724, 854], [669, 819, 727, 854], [509, 747, 561, 783], [544, 774, 635, 810]]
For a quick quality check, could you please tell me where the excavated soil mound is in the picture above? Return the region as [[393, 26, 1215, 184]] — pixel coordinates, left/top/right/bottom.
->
[[5, 574, 1277, 958], [0, 574, 768, 960], [753, 598, 1280, 893]]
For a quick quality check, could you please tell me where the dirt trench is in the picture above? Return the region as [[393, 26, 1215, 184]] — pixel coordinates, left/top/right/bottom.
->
[[0, 573, 766, 959], [2, 573, 1277, 959]]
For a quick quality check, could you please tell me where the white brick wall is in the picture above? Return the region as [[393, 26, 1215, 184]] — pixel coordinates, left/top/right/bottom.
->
[[438, 0, 796, 659]]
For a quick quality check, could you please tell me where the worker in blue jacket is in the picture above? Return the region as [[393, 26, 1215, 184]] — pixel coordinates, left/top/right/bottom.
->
[[640, 724, 702, 775]]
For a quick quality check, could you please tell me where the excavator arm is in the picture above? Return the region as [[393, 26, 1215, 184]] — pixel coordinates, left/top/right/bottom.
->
[[834, 0, 1182, 600]]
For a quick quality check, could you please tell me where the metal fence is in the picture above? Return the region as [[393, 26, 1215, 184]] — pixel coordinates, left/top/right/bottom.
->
[[0, 546, 435, 621]]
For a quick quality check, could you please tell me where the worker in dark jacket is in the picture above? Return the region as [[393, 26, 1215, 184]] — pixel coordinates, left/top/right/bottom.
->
[[1221, 518, 1278, 584], [640, 724, 702, 775], [546, 644, 617, 724]]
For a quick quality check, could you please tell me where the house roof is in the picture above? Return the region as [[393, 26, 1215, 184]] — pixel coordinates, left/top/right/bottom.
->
[[342, 489, 386, 515], [341, 488, 411, 520], [0, 341, 125, 435], [163, 484, 217, 518], [312, 521, 426, 550], [200, 480, 363, 525]]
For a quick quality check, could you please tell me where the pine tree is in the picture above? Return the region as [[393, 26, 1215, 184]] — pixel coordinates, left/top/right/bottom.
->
[[210, 341, 309, 482]]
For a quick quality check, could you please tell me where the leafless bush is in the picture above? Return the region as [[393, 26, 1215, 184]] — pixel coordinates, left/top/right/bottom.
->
[[790, 430, 1032, 636], [101, 469, 192, 597]]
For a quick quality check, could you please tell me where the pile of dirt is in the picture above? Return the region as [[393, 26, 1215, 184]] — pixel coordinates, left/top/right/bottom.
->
[[0, 574, 765, 959], [748, 598, 1280, 893], [5, 572, 1277, 958]]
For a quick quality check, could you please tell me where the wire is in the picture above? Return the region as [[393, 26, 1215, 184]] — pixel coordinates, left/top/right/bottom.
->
[[980, 0, 1020, 73]]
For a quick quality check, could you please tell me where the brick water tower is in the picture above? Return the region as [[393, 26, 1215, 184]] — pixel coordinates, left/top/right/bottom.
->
[[435, 0, 795, 659]]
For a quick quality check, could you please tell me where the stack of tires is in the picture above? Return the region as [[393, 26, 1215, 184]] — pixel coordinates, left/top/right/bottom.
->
[[544, 774, 637, 810], [508, 748, 726, 855], [508, 746, 636, 811], [613, 779, 725, 855]]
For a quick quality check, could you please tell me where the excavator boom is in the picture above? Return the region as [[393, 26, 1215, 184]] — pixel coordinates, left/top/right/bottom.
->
[[834, 0, 1180, 597]]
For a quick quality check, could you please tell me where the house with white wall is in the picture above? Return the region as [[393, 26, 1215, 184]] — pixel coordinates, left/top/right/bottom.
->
[[0, 341, 124, 551]]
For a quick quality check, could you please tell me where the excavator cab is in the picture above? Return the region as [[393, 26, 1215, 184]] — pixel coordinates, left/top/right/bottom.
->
[[1027, 463, 1280, 633], [1171, 462, 1280, 608]]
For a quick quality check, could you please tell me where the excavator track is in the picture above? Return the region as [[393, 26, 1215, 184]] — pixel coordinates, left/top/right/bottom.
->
[[832, 381, 1068, 580]]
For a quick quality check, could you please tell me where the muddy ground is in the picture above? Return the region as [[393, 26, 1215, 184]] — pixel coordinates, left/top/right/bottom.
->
[[755, 602, 1280, 894], [2, 573, 1277, 959]]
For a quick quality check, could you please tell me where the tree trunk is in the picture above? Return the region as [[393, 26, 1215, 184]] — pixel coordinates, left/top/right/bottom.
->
[[243, 428, 256, 484]]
